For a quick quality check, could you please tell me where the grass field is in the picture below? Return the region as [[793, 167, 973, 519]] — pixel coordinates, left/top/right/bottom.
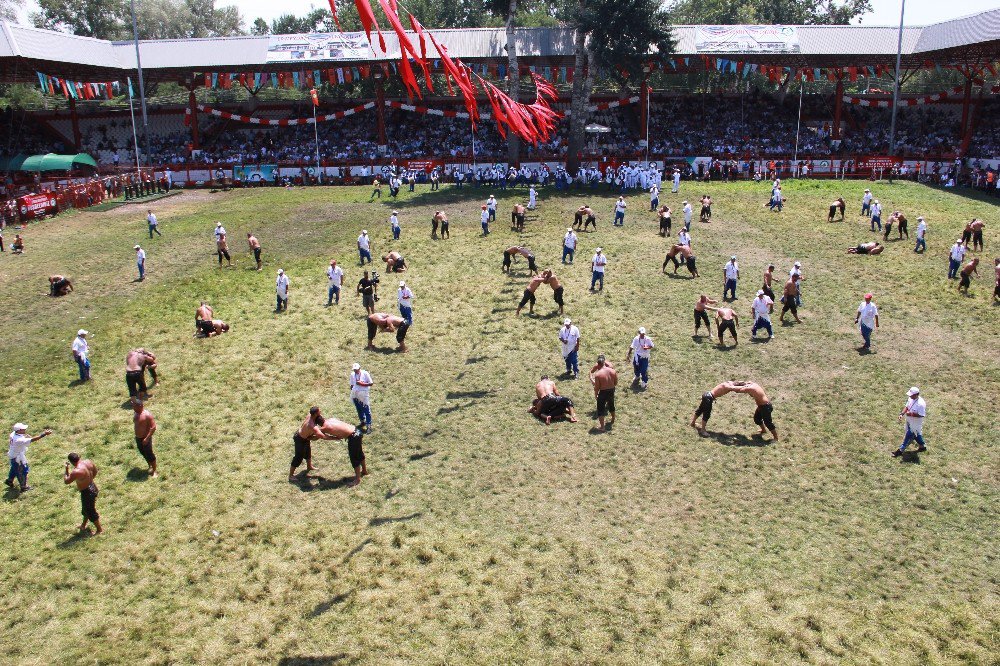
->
[[0, 178, 997, 665]]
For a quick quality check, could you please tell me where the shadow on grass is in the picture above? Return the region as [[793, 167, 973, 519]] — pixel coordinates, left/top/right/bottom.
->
[[705, 430, 772, 447], [57, 530, 97, 549], [296, 474, 357, 491], [715, 342, 738, 352], [126, 468, 150, 482], [309, 593, 354, 619], [3, 486, 22, 502], [749, 336, 773, 344], [663, 272, 696, 280], [369, 512, 422, 527], [67, 379, 89, 388], [408, 450, 436, 461], [278, 653, 357, 665], [465, 356, 490, 365], [446, 390, 494, 400], [897, 451, 923, 464]]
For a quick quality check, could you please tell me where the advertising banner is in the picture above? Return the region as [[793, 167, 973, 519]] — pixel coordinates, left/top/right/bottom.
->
[[857, 156, 903, 170], [404, 159, 444, 173], [266, 32, 373, 63], [233, 165, 278, 183], [695, 26, 800, 54], [17, 193, 58, 219]]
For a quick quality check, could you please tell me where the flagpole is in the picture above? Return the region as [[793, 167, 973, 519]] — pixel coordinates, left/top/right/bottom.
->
[[128, 79, 141, 178], [793, 74, 804, 170], [129, 0, 151, 172], [313, 103, 322, 184], [888, 0, 906, 155]]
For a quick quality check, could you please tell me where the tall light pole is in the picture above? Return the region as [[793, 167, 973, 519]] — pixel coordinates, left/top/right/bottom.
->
[[888, 0, 906, 155], [129, 0, 151, 171]]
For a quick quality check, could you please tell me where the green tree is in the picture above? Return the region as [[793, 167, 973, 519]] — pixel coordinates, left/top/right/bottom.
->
[[668, 0, 872, 25], [250, 17, 270, 35], [31, 0, 129, 39], [565, 0, 674, 172], [1, 0, 25, 23]]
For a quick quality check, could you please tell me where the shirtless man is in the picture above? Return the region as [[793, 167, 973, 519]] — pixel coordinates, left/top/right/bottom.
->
[[677, 245, 699, 278], [131, 398, 158, 477], [958, 257, 979, 295], [436, 211, 450, 239], [970, 218, 986, 252], [367, 312, 409, 352], [994, 258, 1000, 302], [582, 206, 597, 231], [662, 244, 685, 273], [529, 375, 578, 425], [516, 273, 547, 316], [847, 242, 884, 255], [715, 307, 739, 346], [382, 251, 406, 273], [694, 294, 718, 338], [511, 203, 526, 232], [658, 205, 672, 236], [895, 212, 909, 240], [762, 264, 776, 300], [11, 234, 24, 253], [195, 301, 215, 336], [690, 380, 741, 436], [779, 275, 801, 323], [317, 415, 368, 487], [545, 270, 565, 314], [589, 355, 618, 431], [125, 348, 157, 399], [247, 233, 262, 270], [289, 406, 333, 481], [827, 197, 846, 222], [699, 195, 712, 222], [49, 275, 73, 297], [731, 381, 778, 440], [216, 233, 232, 267], [572, 206, 586, 230], [202, 320, 230, 336], [431, 210, 441, 238], [64, 452, 102, 534]]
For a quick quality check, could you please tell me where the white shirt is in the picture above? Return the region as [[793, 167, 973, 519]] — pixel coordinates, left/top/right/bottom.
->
[[564, 232, 577, 250], [673, 172, 680, 184], [857, 301, 878, 328], [136, 248, 146, 262], [528, 188, 537, 201], [486, 197, 497, 211], [683, 204, 692, 220], [678, 231, 691, 247], [592, 254, 607, 273], [276, 274, 289, 296], [147, 213, 157, 226], [72, 335, 89, 360], [752, 295, 773, 319], [649, 187, 659, 200], [950, 243, 966, 261], [481, 210, 490, 224], [871, 203, 882, 217], [903, 396, 926, 429], [214, 225, 226, 240], [916, 221, 927, 238], [390, 214, 399, 228], [724, 262, 739, 280], [863, 192, 872, 205], [350, 369, 373, 398], [8, 432, 30, 464], [558, 325, 580, 357], [326, 265, 343, 287], [397, 286, 413, 307], [631, 335, 654, 358], [358, 234, 370, 251], [615, 200, 627, 214]]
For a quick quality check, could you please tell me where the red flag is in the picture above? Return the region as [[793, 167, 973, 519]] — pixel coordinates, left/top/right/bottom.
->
[[354, 0, 386, 52], [310, 88, 319, 106], [327, 0, 343, 31]]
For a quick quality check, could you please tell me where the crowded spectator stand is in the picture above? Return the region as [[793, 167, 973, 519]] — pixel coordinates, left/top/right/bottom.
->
[[2, 13, 1000, 209]]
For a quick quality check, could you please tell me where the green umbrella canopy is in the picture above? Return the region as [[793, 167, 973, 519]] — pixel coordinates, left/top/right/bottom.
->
[[0, 154, 29, 172], [18, 153, 98, 172]]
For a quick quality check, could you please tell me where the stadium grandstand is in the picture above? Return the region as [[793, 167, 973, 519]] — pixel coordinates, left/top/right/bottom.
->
[[2, 9, 1000, 216]]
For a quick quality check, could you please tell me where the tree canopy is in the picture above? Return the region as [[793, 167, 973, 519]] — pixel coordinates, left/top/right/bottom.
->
[[666, 0, 872, 25], [31, 0, 245, 40]]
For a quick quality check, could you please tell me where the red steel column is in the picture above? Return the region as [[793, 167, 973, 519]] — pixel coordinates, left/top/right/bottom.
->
[[833, 77, 843, 140]]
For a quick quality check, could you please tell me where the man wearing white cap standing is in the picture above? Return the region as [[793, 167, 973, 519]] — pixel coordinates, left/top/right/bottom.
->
[[682, 201, 693, 231], [349, 363, 374, 432], [562, 228, 577, 264], [390, 211, 401, 240], [914, 216, 927, 253], [214, 222, 226, 240], [275, 269, 290, 312], [870, 199, 882, 232], [672, 167, 680, 194], [559, 319, 581, 378], [750, 290, 774, 340], [72, 329, 90, 382], [135, 245, 146, 281], [626, 327, 654, 389], [854, 292, 879, 351], [723, 256, 740, 301], [326, 260, 344, 306], [358, 230, 372, 266], [789, 261, 803, 305], [397, 280, 414, 325], [6, 423, 52, 492], [591, 248, 607, 291], [893, 387, 927, 457], [948, 239, 966, 279], [861, 189, 872, 217]]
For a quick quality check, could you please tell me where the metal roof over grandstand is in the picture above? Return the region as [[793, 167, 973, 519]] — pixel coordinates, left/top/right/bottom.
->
[[2, 9, 1000, 83]]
